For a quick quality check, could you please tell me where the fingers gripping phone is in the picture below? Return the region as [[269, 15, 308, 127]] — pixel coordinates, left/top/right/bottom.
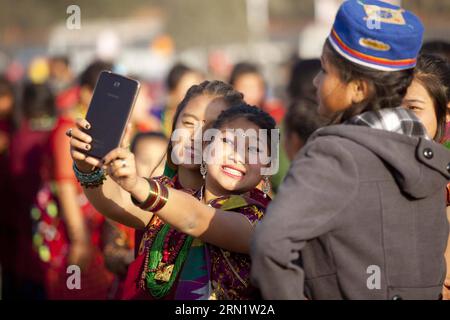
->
[[83, 71, 140, 159]]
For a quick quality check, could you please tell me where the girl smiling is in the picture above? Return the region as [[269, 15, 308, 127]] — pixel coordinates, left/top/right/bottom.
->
[[102, 104, 277, 299]]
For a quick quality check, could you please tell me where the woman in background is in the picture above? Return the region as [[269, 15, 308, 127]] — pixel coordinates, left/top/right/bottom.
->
[[402, 54, 449, 141], [401, 53, 450, 299], [31, 61, 114, 299]]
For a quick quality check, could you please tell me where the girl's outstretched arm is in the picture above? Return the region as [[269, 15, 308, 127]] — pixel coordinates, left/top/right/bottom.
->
[[104, 149, 255, 254], [69, 118, 152, 229]]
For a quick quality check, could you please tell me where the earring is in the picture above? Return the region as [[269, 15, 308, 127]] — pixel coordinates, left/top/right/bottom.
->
[[262, 176, 271, 198], [200, 161, 207, 179]]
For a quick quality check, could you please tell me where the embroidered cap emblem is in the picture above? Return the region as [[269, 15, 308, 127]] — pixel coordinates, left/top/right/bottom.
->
[[359, 38, 391, 51], [363, 4, 406, 25]]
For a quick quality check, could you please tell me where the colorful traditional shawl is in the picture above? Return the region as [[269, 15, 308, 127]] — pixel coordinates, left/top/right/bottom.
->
[[123, 170, 270, 300], [174, 237, 211, 299], [122, 174, 195, 300]]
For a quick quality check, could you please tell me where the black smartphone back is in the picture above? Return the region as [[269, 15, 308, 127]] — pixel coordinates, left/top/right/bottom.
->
[[84, 71, 140, 159]]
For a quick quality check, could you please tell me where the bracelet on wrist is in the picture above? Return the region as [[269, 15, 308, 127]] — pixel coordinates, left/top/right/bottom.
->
[[73, 162, 106, 188], [131, 178, 169, 212]]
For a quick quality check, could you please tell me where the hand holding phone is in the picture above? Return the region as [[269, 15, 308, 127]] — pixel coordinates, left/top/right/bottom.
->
[[83, 71, 140, 159]]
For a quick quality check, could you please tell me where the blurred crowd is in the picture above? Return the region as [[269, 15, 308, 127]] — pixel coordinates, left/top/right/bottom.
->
[[0, 35, 449, 300]]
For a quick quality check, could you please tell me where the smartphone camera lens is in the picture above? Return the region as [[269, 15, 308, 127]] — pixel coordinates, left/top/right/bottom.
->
[[114, 81, 120, 87]]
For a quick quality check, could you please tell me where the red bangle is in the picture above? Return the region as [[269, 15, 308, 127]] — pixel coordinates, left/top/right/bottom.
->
[[131, 178, 157, 210], [150, 182, 169, 212], [141, 179, 160, 211], [131, 178, 169, 212]]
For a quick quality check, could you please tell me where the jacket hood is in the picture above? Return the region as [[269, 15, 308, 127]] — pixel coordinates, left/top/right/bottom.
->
[[311, 125, 450, 199]]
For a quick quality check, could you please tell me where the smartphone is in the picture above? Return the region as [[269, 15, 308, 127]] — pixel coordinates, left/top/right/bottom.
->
[[83, 71, 140, 159]]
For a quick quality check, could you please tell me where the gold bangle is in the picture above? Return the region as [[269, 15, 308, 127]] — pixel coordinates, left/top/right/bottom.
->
[[150, 182, 169, 212]]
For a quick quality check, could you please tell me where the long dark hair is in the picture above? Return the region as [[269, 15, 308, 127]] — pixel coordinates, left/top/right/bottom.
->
[[413, 54, 450, 141], [324, 40, 415, 124]]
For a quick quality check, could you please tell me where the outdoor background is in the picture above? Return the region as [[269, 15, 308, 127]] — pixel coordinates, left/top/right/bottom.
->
[[0, 0, 449, 102]]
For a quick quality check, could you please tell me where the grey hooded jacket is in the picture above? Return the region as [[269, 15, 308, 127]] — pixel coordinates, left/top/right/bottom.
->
[[251, 124, 450, 300]]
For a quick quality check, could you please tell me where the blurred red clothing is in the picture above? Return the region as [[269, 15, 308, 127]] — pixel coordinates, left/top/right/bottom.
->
[[263, 99, 285, 124], [32, 116, 113, 299], [3, 119, 52, 293], [55, 86, 80, 112], [0, 118, 15, 276]]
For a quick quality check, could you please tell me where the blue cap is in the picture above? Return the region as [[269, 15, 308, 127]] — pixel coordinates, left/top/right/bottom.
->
[[328, 0, 424, 71]]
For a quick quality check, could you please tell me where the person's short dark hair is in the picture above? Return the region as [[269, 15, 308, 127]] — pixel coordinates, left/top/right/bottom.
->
[[79, 60, 113, 91], [229, 62, 262, 86], [166, 63, 196, 92], [21, 82, 55, 120], [284, 98, 326, 143], [421, 40, 450, 63], [287, 59, 321, 102], [130, 131, 168, 153], [50, 55, 70, 67]]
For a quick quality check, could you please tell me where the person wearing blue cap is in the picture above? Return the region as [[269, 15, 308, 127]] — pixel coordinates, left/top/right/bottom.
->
[[251, 0, 450, 299]]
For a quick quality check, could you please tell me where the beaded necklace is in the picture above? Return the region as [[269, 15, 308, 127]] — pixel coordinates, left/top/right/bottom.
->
[[139, 186, 203, 298]]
